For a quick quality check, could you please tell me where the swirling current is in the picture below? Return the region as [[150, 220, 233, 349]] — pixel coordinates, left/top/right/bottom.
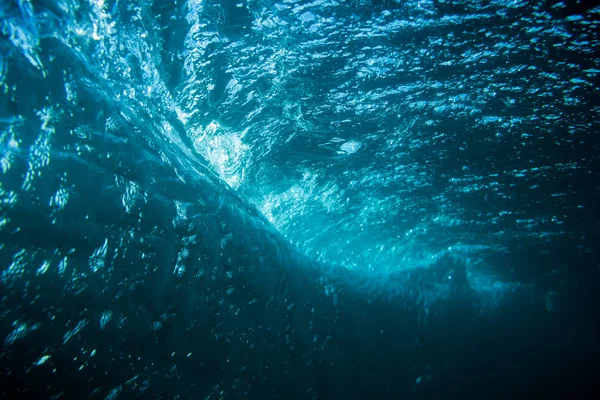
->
[[1, 0, 599, 399]]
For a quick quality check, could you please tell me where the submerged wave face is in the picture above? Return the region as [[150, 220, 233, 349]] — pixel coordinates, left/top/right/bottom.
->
[[1, 0, 600, 399], [175, 0, 600, 271]]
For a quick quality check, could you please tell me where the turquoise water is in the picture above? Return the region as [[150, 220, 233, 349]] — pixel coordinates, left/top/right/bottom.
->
[[1, 0, 599, 398]]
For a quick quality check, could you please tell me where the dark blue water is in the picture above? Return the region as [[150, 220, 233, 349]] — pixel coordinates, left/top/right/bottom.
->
[[1, 0, 599, 398]]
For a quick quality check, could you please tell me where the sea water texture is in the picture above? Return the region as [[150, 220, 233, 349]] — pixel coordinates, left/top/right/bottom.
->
[[0, 0, 599, 399]]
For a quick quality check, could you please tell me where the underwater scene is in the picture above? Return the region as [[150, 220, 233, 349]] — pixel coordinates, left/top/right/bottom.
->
[[1, 0, 599, 398]]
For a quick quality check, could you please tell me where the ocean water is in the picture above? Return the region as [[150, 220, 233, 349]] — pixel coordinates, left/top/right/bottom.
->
[[1, 0, 599, 398]]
